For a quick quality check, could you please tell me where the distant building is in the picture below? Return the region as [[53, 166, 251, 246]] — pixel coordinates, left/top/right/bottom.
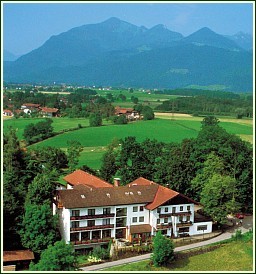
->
[[39, 107, 59, 117], [3, 109, 13, 117]]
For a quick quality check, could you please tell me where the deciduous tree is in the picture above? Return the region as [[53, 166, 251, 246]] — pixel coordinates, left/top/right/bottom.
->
[[20, 203, 59, 254]]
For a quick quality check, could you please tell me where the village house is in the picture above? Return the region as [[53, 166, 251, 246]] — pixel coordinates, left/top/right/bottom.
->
[[115, 106, 140, 121], [3, 109, 14, 117], [54, 170, 212, 250], [21, 103, 41, 115], [39, 107, 59, 117]]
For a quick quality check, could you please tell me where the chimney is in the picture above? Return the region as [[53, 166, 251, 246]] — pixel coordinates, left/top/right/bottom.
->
[[114, 178, 120, 187]]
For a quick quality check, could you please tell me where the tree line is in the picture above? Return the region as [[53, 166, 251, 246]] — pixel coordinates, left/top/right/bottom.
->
[[155, 94, 253, 118]]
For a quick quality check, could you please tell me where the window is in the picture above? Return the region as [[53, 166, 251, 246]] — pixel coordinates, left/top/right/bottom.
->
[[132, 217, 137, 223], [87, 220, 95, 227], [186, 216, 190, 222], [133, 206, 138, 212], [179, 227, 189, 233], [116, 208, 127, 217], [81, 231, 90, 241], [92, 230, 100, 239], [88, 209, 95, 216], [180, 206, 183, 211], [172, 207, 176, 213], [179, 216, 183, 222], [157, 219, 160, 224], [72, 210, 80, 217], [102, 219, 110, 225], [157, 208, 161, 214], [102, 229, 111, 238], [187, 205, 191, 211], [165, 207, 168, 212], [139, 216, 144, 222], [70, 233, 79, 242], [139, 206, 144, 211], [164, 217, 168, 223], [103, 208, 111, 215], [197, 225, 207, 231], [71, 221, 79, 228]]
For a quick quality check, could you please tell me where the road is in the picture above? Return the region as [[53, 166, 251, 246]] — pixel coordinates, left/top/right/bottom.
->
[[80, 215, 253, 271]]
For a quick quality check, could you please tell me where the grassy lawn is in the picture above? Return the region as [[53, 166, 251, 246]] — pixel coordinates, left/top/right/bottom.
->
[[105, 241, 253, 271]]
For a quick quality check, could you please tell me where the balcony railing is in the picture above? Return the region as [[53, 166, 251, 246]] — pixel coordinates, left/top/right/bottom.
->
[[176, 221, 193, 227], [156, 223, 173, 229], [71, 237, 113, 245], [70, 213, 115, 220], [159, 211, 191, 218], [70, 224, 114, 232]]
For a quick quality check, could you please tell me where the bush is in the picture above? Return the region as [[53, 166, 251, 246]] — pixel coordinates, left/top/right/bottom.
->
[[151, 231, 175, 266], [92, 246, 110, 260]]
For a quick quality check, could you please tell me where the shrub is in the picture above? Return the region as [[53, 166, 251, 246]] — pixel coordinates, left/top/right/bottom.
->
[[151, 231, 175, 266]]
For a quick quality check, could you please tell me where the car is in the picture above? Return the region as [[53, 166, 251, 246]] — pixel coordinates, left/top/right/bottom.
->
[[235, 213, 244, 219]]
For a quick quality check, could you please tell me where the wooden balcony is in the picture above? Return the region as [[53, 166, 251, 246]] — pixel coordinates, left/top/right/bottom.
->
[[71, 237, 113, 245], [176, 221, 193, 227], [156, 223, 173, 229], [70, 213, 115, 220], [70, 224, 114, 232], [159, 211, 191, 218]]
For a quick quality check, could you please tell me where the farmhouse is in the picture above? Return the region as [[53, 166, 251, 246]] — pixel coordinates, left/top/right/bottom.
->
[[39, 107, 59, 117], [115, 106, 140, 121], [54, 170, 212, 250]]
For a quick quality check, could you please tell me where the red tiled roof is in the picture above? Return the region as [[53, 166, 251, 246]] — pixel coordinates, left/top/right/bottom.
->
[[63, 170, 113, 188], [40, 107, 59, 113], [115, 106, 134, 114], [60, 173, 198, 210], [128, 177, 180, 210], [3, 250, 34, 262], [146, 185, 179, 210], [22, 103, 40, 107], [128, 177, 155, 186]]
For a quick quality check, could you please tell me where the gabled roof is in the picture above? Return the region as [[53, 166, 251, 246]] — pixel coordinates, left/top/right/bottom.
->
[[21, 103, 40, 108], [63, 170, 113, 188], [128, 177, 180, 210], [40, 107, 59, 113], [3, 250, 34, 262], [115, 106, 134, 114], [59, 172, 198, 210], [58, 184, 158, 208]]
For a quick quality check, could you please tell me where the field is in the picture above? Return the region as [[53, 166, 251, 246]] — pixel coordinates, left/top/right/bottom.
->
[[105, 241, 253, 271], [3, 115, 253, 170]]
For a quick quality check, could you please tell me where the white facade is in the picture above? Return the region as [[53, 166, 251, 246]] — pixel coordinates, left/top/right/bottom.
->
[[57, 201, 212, 249]]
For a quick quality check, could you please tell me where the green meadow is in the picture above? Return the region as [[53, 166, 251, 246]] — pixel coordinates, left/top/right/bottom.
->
[[4, 116, 253, 170], [104, 240, 253, 271]]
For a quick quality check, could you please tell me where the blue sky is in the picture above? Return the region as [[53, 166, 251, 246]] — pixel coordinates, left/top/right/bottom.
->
[[2, 1, 254, 56]]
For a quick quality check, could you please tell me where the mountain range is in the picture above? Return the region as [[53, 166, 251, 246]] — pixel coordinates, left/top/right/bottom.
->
[[4, 17, 253, 91]]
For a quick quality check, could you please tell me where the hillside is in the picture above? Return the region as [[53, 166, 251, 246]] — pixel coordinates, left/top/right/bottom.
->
[[3, 17, 253, 91]]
